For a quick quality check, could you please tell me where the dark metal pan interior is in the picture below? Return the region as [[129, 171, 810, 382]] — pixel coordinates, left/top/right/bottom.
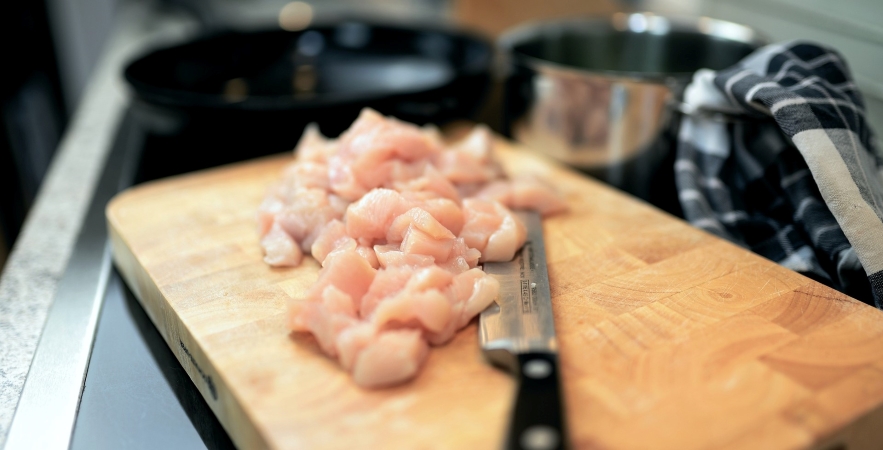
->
[[125, 21, 492, 111]]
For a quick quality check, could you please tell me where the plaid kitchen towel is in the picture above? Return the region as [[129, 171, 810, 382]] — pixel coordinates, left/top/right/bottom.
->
[[676, 40, 883, 307]]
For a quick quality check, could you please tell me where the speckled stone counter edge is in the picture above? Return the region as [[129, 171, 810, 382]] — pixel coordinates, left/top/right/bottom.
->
[[0, 5, 195, 447]]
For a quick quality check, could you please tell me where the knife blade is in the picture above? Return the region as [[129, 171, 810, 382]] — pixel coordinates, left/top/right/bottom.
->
[[481, 211, 567, 450]]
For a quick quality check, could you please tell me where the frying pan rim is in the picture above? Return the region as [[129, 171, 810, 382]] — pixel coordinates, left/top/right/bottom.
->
[[123, 20, 493, 111]]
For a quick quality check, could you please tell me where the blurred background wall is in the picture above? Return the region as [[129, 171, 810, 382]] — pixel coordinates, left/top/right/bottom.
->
[[1, 0, 881, 273]]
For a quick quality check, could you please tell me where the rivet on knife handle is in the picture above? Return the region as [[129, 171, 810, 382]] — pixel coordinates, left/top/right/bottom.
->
[[508, 352, 566, 450]]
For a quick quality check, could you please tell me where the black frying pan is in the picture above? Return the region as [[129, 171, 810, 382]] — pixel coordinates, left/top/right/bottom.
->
[[123, 20, 491, 180]]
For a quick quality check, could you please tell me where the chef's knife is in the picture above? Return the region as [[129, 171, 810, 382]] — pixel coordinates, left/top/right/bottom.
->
[[481, 211, 567, 450]]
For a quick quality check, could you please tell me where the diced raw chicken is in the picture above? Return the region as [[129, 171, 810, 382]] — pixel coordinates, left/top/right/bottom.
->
[[352, 329, 428, 388], [374, 245, 435, 270], [328, 160, 367, 201], [261, 108, 566, 388], [450, 268, 486, 305], [257, 197, 284, 237], [329, 109, 443, 201], [433, 125, 502, 184], [441, 238, 481, 273], [401, 265, 455, 293], [338, 109, 441, 164], [345, 188, 411, 242], [414, 198, 464, 236], [510, 175, 569, 216], [392, 165, 460, 202], [387, 207, 455, 243], [360, 266, 413, 317], [261, 221, 303, 267], [473, 180, 510, 205], [356, 245, 379, 269], [424, 268, 499, 345], [322, 285, 358, 317], [459, 198, 527, 262], [281, 161, 329, 190], [337, 322, 376, 370], [305, 248, 377, 309], [289, 301, 359, 356], [310, 220, 353, 265], [401, 227, 455, 262], [271, 188, 345, 254], [296, 123, 337, 163], [371, 288, 453, 333], [477, 175, 568, 217], [458, 274, 500, 328], [485, 211, 527, 262]]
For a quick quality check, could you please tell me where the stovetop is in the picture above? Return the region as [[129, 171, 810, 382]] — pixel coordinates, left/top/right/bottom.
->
[[71, 269, 234, 450]]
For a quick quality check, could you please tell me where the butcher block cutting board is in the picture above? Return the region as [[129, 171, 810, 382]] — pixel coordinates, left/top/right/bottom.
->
[[107, 139, 883, 450]]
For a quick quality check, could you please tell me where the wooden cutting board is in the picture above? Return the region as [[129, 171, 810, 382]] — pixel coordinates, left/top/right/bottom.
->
[[107, 139, 883, 450]]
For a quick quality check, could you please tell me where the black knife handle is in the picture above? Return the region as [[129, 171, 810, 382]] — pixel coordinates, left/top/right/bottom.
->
[[506, 352, 567, 450]]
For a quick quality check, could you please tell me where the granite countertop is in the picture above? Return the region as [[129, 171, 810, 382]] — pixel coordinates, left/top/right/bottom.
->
[[0, 3, 195, 446]]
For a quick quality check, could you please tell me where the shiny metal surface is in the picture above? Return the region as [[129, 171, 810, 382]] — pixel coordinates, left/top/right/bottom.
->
[[70, 270, 234, 450], [4, 113, 141, 450], [500, 13, 764, 199], [480, 212, 557, 372]]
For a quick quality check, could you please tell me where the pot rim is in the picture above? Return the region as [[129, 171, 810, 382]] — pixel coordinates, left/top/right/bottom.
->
[[498, 12, 769, 83]]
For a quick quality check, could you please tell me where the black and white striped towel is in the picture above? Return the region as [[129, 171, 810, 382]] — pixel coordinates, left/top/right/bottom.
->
[[676, 40, 883, 307]]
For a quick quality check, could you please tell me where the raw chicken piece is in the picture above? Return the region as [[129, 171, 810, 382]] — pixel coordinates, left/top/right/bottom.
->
[[261, 221, 303, 267], [338, 109, 441, 164], [458, 274, 500, 328], [281, 161, 329, 190], [401, 227, 455, 262], [477, 175, 568, 217], [459, 198, 502, 251], [371, 288, 453, 334], [485, 211, 527, 262], [310, 220, 353, 265], [433, 125, 502, 184], [296, 123, 337, 163], [387, 207, 455, 243], [473, 180, 509, 204], [424, 268, 499, 345], [288, 285, 358, 356], [437, 238, 481, 274], [392, 164, 460, 202], [329, 109, 443, 200], [257, 197, 284, 237], [355, 245, 379, 269], [510, 175, 569, 216], [459, 198, 527, 262], [401, 265, 455, 294], [413, 198, 464, 236], [352, 329, 428, 388], [305, 248, 377, 309], [337, 322, 376, 370], [450, 268, 487, 304], [328, 161, 367, 201], [345, 188, 411, 242], [374, 245, 435, 270], [261, 108, 566, 388], [271, 188, 345, 255], [360, 266, 413, 317]]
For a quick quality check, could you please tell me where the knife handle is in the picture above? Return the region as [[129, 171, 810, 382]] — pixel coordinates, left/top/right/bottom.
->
[[506, 352, 567, 450]]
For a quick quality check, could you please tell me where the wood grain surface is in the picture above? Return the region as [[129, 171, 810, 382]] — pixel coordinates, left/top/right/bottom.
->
[[106, 140, 883, 450]]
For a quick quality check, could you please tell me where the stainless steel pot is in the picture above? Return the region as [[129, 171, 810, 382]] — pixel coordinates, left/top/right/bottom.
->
[[500, 13, 765, 200]]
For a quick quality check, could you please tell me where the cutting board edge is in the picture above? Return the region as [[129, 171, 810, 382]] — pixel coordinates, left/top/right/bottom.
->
[[106, 217, 272, 450]]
